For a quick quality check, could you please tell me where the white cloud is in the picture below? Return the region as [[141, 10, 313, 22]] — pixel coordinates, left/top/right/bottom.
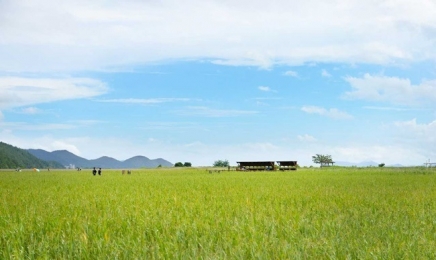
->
[[301, 106, 353, 120], [0, 120, 105, 132], [258, 86, 271, 92], [141, 121, 203, 131], [0, 111, 3, 121], [20, 107, 42, 114], [176, 106, 258, 117], [1, 0, 436, 71], [0, 77, 108, 109], [0, 133, 83, 156], [363, 106, 412, 111], [98, 98, 192, 104], [321, 69, 332, 77], [4, 123, 75, 131], [50, 141, 81, 155], [394, 118, 436, 142], [298, 134, 317, 142], [343, 74, 436, 106], [283, 70, 298, 77]]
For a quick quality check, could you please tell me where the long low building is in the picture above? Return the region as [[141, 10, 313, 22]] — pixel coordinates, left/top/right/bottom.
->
[[276, 161, 298, 171], [237, 161, 276, 171], [236, 161, 298, 171]]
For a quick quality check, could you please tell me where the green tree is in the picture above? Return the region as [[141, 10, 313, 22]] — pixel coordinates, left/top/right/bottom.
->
[[174, 162, 184, 167], [312, 154, 333, 167], [213, 159, 229, 167], [183, 162, 192, 167], [378, 163, 385, 167]]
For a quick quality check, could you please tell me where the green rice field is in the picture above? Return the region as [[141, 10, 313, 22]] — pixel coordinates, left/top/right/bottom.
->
[[1, 167, 436, 259]]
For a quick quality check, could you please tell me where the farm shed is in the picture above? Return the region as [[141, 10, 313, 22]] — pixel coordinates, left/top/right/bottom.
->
[[277, 161, 298, 171], [237, 161, 275, 171]]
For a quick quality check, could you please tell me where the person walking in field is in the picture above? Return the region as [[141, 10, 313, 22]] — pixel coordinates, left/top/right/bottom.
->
[[98, 168, 102, 175], [92, 167, 97, 176]]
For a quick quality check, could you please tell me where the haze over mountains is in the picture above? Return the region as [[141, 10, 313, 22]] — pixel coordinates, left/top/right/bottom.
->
[[334, 161, 403, 167], [27, 149, 173, 169]]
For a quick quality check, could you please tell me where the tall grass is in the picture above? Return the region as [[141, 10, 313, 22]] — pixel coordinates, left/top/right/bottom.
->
[[1, 167, 436, 258]]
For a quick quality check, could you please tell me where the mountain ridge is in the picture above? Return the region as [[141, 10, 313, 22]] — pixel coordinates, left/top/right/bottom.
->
[[0, 142, 64, 169], [27, 149, 173, 169]]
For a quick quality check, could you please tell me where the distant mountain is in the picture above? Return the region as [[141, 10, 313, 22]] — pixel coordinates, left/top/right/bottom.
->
[[0, 142, 64, 169], [28, 149, 89, 167], [123, 156, 170, 168], [335, 161, 380, 167], [90, 156, 121, 169], [27, 149, 173, 169]]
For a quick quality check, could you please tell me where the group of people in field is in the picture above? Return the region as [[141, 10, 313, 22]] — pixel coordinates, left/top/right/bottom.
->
[[92, 167, 102, 176], [91, 168, 134, 175]]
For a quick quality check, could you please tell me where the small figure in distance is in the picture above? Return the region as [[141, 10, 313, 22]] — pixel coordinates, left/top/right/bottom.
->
[[98, 168, 102, 176], [92, 167, 97, 176]]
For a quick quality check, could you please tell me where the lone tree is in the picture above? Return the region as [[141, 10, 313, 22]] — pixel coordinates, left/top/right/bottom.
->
[[213, 159, 229, 167], [312, 154, 334, 167]]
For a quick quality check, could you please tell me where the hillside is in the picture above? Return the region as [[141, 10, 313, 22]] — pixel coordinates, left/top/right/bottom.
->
[[0, 142, 63, 169], [28, 149, 90, 167], [28, 149, 173, 169]]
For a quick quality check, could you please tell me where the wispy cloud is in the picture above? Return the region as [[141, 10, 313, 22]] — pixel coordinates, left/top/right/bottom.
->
[[301, 106, 353, 120], [0, 122, 76, 131], [363, 106, 412, 111], [0, 120, 104, 131], [2, 1, 435, 71], [141, 122, 205, 131], [321, 69, 332, 77], [258, 86, 278, 93], [20, 107, 42, 114], [176, 106, 258, 117], [253, 97, 282, 101], [394, 119, 436, 142], [283, 70, 298, 77], [69, 120, 104, 126], [258, 86, 271, 92], [97, 98, 192, 104], [343, 74, 436, 106], [0, 77, 108, 109], [298, 134, 317, 142]]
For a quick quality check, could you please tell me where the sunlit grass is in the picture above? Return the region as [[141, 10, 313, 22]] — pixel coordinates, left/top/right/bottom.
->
[[1, 167, 436, 258]]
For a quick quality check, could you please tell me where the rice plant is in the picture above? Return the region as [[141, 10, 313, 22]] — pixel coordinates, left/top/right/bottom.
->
[[1, 167, 435, 259]]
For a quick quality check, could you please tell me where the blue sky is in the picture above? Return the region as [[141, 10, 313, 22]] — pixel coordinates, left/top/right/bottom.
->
[[1, 0, 436, 166]]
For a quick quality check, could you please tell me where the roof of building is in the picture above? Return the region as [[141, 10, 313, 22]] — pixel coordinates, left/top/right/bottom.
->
[[237, 161, 275, 166], [276, 161, 298, 166]]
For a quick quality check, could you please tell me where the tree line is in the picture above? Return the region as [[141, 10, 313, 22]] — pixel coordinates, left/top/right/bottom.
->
[[174, 162, 192, 167]]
